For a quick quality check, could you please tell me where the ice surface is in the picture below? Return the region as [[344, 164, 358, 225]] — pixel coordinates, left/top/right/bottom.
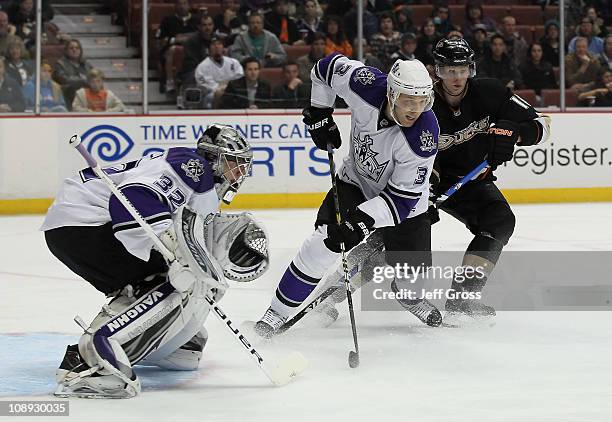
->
[[1, 204, 612, 421]]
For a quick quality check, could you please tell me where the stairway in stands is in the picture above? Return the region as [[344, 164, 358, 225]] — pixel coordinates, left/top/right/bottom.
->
[[51, 0, 172, 111]]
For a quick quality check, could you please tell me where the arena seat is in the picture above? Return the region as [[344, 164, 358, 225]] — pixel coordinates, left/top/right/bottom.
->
[[259, 67, 284, 90], [514, 89, 537, 107], [542, 89, 578, 107], [284, 45, 310, 62]]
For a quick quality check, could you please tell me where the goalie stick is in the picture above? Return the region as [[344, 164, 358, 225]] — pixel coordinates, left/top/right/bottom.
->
[[274, 159, 491, 335], [69, 134, 307, 387]]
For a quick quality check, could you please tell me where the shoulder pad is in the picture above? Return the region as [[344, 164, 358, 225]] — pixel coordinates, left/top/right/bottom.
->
[[166, 147, 215, 193], [314, 53, 346, 86], [400, 110, 439, 158], [348, 66, 387, 108], [470, 78, 511, 100]]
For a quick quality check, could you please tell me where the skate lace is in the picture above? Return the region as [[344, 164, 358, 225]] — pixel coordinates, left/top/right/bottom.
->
[[262, 308, 286, 330]]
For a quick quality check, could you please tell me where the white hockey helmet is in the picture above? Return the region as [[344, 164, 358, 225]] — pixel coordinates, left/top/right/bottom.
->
[[197, 124, 253, 204], [386, 59, 434, 125]]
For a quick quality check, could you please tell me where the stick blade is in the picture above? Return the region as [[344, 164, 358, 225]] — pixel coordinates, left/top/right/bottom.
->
[[348, 351, 360, 368], [270, 351, 309, 386]]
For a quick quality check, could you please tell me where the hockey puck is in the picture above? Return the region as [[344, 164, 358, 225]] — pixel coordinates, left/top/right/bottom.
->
[[348, 351, 359, 368]]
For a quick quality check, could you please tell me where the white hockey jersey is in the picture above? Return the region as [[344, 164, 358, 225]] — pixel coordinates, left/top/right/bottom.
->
[[194, 56, 244, 92], [311, 53, 439, 227], [41, 148, 220, 261]]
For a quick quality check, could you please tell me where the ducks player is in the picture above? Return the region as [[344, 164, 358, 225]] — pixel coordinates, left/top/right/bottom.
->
[[42, 124, 269, 398], [430, 38, 550, 316], [254, 53, 442, 338]]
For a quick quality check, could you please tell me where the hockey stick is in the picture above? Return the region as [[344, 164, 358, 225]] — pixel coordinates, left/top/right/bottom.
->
[[69, 134, 307, 387], [327, 143, 360, 369], [276, 160, 491, 334]]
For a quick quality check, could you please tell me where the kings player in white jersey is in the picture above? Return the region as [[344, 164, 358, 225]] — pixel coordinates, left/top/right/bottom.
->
[[41, 125, 269, 398], [254, 53, 442, 338]]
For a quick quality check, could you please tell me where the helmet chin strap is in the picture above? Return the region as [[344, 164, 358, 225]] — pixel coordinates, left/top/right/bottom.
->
[[386, 93, 404, 126]]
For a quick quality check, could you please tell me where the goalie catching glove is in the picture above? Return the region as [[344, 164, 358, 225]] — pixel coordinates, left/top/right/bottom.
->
[[204, 212, 269, 282]]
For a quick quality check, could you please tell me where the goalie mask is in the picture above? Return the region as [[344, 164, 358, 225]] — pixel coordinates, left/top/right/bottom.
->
[[197, 124, 253, 204]]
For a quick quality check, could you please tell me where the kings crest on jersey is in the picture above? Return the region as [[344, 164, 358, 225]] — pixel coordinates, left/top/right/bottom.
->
[[311, 53, 439, 226], [41, 147, 219, 261]]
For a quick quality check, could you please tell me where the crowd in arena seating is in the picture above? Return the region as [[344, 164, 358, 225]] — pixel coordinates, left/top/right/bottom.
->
[[124, 0, 612, 109], [0, 0, 611, 111]]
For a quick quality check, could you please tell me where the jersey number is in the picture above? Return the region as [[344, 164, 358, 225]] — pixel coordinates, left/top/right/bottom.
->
[[154, 175, 186, 209], [414, 167, 428, 185]]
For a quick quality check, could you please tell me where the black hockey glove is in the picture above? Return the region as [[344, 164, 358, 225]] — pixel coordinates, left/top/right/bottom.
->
[[487, 120, 519, 166], [324, 208, 375, 253], [302, 106, 342, 150]]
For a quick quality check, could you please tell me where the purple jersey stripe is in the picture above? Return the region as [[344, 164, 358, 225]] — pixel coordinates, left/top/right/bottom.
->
[[166, 147, 215, 194], [381, 188, 419, 222], [316, 53, 342, 85], [276, 263, 321, 307], [109, 184, 171, 227]]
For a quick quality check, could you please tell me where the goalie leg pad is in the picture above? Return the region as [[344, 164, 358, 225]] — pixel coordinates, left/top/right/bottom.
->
[[56, 277, 213, 398]]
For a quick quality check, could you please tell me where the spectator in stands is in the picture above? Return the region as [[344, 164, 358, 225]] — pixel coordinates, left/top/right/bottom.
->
[[568, 16, 604, 56], [296, 32, 326, 83], [23, 62, 66, 111], [565, 36, 602, 91], [0, 57, 23, 112], [432, 2, 453, 36], [577, 68, 612, 107], [323, 15, 352, 57], [585, 6, 608, 38], [477, 34, 522, 89], [447, 28, 464, 39], [195, 36, 243, 108], [213, 0, 244, 44], [540, 20, 560, 67], [181, 15, 215, 83], [467, 24, 487, 61], [352, 38, 383, 69], [220, 57, 271, 109], [369, 12, 401, 72], [390, 32, 417, 62], [296, 0, 323, 43], [6, 0, 54, 46], [4, 38, 32, 86], [229, 12, 287, 67], [462, 1, 496, 41], [325, 0, 352, 17], [271, 60, 310, 108], [520, 42, 557, 96], [156, 0, 200, 94], [499, 15, 528, 69], [598, 34, 612, 70], [0, 12, 22, 58], [72, 68, 125, 112], [265, 0, 303, 46], [343, 0, 378, 42], [394, 6, 415, 34], [415, 18, 441, 66], [53, 39, 92, 110]]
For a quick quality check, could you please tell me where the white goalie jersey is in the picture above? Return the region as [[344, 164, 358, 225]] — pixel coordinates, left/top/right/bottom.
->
[[41, 148, 220, 261], [311, 53, 439, 227]]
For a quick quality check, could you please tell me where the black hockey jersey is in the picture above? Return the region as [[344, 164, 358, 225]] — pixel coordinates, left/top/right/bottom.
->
[[432, 78, 549, 191]]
